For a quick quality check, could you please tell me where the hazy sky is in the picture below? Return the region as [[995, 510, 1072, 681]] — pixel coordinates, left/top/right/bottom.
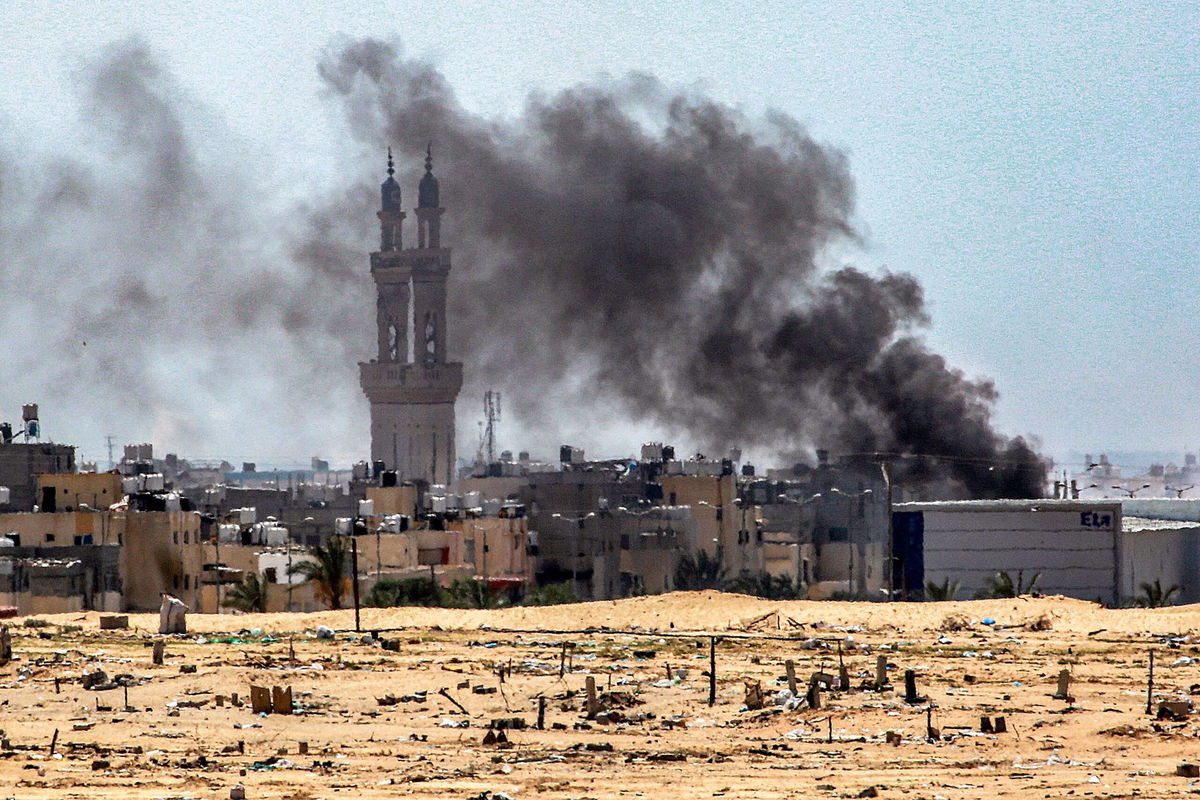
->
[[0, 1, 1196, 468]]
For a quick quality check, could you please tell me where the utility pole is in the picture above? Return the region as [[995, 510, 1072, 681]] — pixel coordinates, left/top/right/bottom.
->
[[105, 436, 115, 471], [881, 460, 894, 601]]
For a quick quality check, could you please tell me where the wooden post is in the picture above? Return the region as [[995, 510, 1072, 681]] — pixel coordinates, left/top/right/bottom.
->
[[123, 685, 129, 710], [298, 741, 308, 755], [585, 676, 598, 719], [537, 696, 546, 730], [559, 642, 567, 677], [826, 715, 833, 743], [708, 637, 717, 707], [1146, 650, 1155, 715], [785, 660, 797, 695], [351, 536, 361, 632], [54, 677, 60, 694], [152, 640, 164, 665], [48, 728, 58, 756], [838, 641, 849, 691], [875, 654, 887, 689]]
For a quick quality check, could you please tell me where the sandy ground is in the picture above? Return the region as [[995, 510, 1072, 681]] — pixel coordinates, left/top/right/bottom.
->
[[5, 591, 1200, 799]]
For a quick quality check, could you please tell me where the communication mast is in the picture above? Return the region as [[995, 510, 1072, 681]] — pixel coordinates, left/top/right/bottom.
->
[[483, 390, 501, 466]]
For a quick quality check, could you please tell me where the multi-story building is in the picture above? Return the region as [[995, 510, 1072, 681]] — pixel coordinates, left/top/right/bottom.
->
[[0, 440, 76, 512]]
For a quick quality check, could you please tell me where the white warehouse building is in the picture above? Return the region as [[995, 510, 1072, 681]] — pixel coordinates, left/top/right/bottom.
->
[[892, 499, 1198, 606]]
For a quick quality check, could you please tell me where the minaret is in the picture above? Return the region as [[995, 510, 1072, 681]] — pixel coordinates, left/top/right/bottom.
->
[[359, 148, 463, 487]]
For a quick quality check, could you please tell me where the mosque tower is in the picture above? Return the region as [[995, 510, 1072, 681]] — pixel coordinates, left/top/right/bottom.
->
[[359, 147, 462, 486]]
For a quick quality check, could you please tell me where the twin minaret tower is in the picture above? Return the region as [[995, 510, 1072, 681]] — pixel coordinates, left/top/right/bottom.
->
[[359, 148, 462, 486]]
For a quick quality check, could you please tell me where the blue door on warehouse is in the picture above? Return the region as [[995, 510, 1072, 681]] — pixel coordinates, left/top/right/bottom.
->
[[891, 511, 924, 600]]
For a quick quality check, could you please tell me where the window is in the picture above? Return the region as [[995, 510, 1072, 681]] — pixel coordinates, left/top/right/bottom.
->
[[45, 533, 55, 543], [828, 527, 849, 542], [184, 575, 190, 590], [173, 532, 178, 545], [183, 531, 189, 544], [388, 323, 401, 360]]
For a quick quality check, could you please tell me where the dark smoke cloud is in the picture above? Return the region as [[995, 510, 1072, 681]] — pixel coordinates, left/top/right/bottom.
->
[[0, 38, 372, 459], [315, 38, 1046, 497], [0, 36, 1046, 496]]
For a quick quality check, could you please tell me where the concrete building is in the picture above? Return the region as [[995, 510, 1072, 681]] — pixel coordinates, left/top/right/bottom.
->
[[36, 472, 123, 513], [359, 149, 462, 486], [0, 440, 75, 512], [120, 508, 204, 611], [0, 498, 202, 612], [0, 546, 122, 614], [1120, 516, 1200, 605]]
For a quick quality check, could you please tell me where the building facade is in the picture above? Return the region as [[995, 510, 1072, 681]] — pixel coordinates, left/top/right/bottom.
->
[[359, 149, 462, 486]]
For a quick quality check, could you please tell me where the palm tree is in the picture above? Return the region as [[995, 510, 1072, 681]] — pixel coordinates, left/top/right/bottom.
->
[[224, 572, 270, 613], [366, 577, 441, 608], [288, 535, 351, 610], [733, 571, 802, 600], [674, 550, 729, 591], [441, 577, 506, 609], [924, 577, 961, 602], [980, 570, 1041, 599], [1136, 579, 1181, 608]]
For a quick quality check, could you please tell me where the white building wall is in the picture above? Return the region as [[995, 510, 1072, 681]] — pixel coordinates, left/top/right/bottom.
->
[[914, 504, 1122, 604], [1119, 527, 1200, 605]]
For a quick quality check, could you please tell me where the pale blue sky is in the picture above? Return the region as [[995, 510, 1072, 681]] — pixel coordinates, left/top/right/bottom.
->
[[1, 1, 1196, 465]]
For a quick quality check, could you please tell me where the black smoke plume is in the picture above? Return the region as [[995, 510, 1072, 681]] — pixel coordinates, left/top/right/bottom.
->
[[0, 36, 1046, 497], [316, 38, 1046, 497]]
